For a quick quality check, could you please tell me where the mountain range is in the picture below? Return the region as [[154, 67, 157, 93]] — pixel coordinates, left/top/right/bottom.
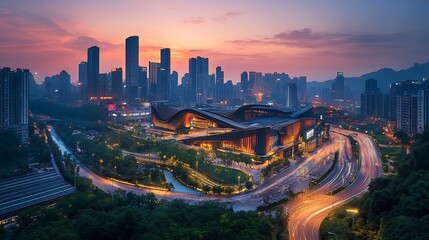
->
[[308, 62, 429, 94]]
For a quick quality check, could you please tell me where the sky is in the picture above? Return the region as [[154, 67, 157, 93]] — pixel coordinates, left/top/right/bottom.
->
[[0, 0, 428, 84]]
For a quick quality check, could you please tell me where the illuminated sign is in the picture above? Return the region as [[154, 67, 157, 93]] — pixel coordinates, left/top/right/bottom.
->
[[108, 104, 116, 111], [306, 129, 314, 139]]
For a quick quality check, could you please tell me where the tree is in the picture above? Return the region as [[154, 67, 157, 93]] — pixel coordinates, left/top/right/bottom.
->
[[245, 181, 254, 190], [394, 130, 410, 145], [202, 185, 211, 192]]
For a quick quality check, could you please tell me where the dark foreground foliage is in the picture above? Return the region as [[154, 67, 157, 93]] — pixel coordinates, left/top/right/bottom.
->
[[321, 129, 429, 240]]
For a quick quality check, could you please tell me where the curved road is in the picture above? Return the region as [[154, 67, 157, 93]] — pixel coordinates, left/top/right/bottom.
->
[[49, 126, 382, 239], [287, 127, 383, 240], [50, 128, 349, 210]]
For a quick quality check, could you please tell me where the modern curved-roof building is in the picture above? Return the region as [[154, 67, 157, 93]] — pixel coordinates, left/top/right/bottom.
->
[[151, 102, 329, 158]]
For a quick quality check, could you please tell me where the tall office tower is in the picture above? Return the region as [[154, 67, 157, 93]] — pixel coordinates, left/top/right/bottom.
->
[[331, 72, 345, 101], [78, 61, 88, 101], [160, 48, 171, 100], [215, 66, 224, 100], [224, 80, 233, 103], [126, 36, 139, 101], [189, 56, 209, 102], [297, 76, 307, 103], [207, 74, 215, 100], [148, 62, 160, 100], [286, 82, 298, 108], [181, 73, 191, 105], [241, 71, 248, 101], [170, 71, 178, 102], [249, 71, 263, 101], [0, 68, 29, 144], [233, 83, 242, 101], [138, 67, 148, 100], [87, 46, 100, 99], [98, 73, 110, 96], [361, 78, 384, 117], [156, 68, 168, 100], [389, 82, 400, 121], [110, 67, 123, 97], [365, 78, 377, 93]]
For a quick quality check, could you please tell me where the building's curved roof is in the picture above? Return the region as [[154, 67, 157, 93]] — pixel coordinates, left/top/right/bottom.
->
[[151, 102, 313, 130], [151, 102, 253, 130]]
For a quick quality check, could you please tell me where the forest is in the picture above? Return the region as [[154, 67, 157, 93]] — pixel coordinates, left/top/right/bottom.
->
[[321, 129, 429, 239]]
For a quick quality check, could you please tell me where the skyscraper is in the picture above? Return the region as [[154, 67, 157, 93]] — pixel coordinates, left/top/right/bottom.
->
[[297, 76, 307, 103], [78, 61, 88, 101], [149, 61, 160, 100], [156, 68, 168, 100], [331, 72, 345, 101], [138, 67, 148, 100], [215, 66, 224, 101], [0, 67, 29, 144], [224, 80, 233, 103], [241, 71, 248, 101], [44, 70, 71, 102], [160, 48, 171, 100], [189, 56, 209, 102], [87, 46, 100, 99], [393, 80, 422, 135], [361, 78, 385, 117], [286, 82, 298, 108], [110, 67, 123, 97], [170, 71, 178, 102], [99, 73, 110, 96], [126, 36, 139, 101]]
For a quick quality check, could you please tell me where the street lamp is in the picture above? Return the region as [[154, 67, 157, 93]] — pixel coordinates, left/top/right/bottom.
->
[[346, 208, 359, 229], [238, 175, 241, 185], [99, 159, 103, 173]]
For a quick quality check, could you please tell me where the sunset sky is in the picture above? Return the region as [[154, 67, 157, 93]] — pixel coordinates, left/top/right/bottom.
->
[[0, 0, 428, 83]]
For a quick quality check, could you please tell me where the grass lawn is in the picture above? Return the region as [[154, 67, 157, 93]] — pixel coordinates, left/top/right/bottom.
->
[[198, 162, 248, 185], [372, 133, 390, 145]]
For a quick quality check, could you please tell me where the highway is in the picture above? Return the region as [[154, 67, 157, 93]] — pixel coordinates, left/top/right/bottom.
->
[[49, 126, 382, 238], [49, 127, 348, 210], [287, 127, 383, 240]]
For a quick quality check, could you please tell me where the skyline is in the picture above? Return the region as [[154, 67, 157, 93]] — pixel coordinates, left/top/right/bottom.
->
[[1, 0, 428, 83]]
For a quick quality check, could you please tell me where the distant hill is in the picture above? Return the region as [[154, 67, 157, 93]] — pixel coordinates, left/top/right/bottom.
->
[[308, 62, 429, 93]]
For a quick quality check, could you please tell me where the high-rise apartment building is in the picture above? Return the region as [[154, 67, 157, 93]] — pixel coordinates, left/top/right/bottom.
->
[[0, 67, 29, 144], [361, 78, 385, 118], [44, 70, 71, 102], [393, 80, 422, 135]]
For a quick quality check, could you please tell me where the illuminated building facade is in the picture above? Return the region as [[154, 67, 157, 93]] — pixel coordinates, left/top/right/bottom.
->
[[151, 102, 330, 158]]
